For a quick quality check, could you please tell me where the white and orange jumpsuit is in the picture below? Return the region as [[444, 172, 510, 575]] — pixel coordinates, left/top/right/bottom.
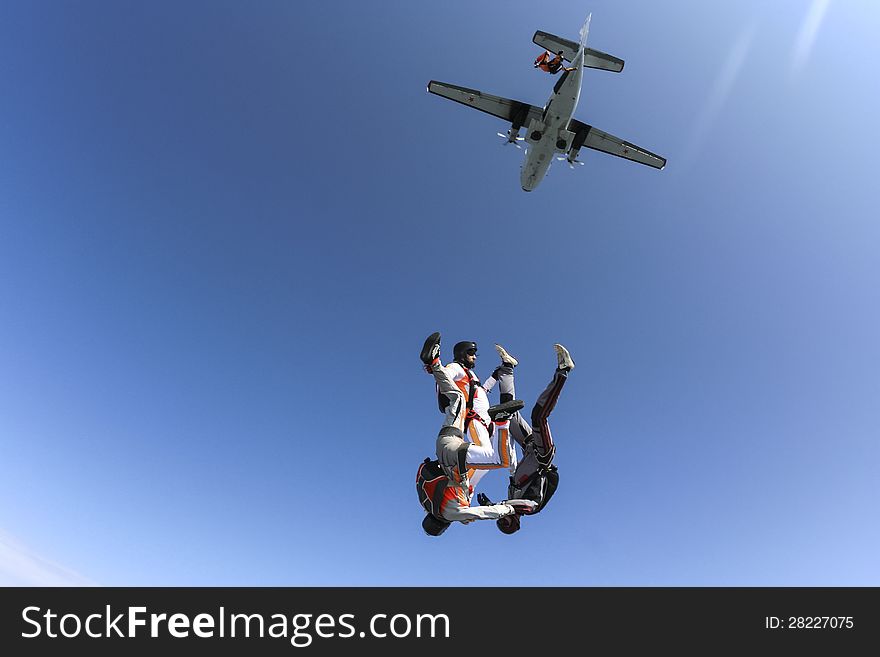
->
[[430, 359, 523, 523], [438, 360, 516, 488]]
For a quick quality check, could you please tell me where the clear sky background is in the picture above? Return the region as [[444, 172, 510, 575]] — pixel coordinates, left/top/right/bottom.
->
[[1, 0, 878, 586]]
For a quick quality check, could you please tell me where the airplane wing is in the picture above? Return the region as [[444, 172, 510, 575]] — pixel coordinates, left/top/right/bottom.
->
[[427, 81, 543, 127], [569, 119, 666, 169], [533, 30, 624, 72]]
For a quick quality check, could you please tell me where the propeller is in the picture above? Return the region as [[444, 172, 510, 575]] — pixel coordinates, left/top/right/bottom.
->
[[556, 155, 585, 169], [497, 132, 524, 149]]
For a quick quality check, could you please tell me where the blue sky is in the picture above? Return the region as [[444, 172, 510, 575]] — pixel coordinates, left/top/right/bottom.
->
[[1, 0, 878, 586]]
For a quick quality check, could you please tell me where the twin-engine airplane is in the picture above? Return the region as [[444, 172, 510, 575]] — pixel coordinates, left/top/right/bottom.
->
[[428, 15, 666, 191]]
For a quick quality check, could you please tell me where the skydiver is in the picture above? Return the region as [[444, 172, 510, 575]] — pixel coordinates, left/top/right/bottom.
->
[[475, 342, 575, 534], [427, 336, 518, 492], [417, 332, 536, 536], [534, 50, 577, 74]]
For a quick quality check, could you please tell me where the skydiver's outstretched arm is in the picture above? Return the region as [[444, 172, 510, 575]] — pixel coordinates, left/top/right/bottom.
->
[[429, 358, 465, 433], [422, 333, 469, 487], [442, 499, 536, 523]]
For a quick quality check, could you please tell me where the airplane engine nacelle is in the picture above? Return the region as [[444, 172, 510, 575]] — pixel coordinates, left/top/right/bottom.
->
[[555, 129, 575, 153], [526, 118, 545, 144], [563, 123, 592, 164]]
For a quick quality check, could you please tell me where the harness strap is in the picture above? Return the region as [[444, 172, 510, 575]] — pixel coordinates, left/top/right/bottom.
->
[[463, 367, 477, 432], [466, 409, 491, 435]]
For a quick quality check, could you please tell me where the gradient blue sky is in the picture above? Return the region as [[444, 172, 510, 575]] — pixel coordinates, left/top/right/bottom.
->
[[1, 0, 878, 586]]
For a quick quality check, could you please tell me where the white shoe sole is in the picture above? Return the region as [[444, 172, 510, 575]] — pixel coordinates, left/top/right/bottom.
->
[[554, 344, 574, 370], [494, 344, 518, 367]]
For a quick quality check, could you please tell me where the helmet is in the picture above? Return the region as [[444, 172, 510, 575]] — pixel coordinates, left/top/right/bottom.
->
[[453, 341, 478, 361], [422, 513, 451, 536], [496, 514, 521, 535]]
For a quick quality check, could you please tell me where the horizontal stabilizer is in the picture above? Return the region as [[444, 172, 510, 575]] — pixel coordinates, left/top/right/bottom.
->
[[533, 30, 624, 72]]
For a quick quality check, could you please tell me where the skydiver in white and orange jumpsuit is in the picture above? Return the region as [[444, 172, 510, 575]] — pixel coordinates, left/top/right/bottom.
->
[[419, 332, 535, 536]]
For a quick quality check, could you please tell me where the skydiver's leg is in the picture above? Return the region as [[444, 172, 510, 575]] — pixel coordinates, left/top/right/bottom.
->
[[468, 468, 489, 490], [507, 348, 571, 510], [466, 419, 515, 489], [509, 365, 569, 486], [528, 367, 568, 466], [464, 421, 510, 468], [506, 369, 567, 509], [439, 420, 512, 495], [491, 363, 533, 449]]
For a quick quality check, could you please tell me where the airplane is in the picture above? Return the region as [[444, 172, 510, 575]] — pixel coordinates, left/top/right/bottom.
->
[[428, 15, 666, 192]]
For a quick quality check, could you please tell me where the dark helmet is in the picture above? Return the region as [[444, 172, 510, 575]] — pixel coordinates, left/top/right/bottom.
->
[[422, 513, 451, 536], [453, 341, 478, 361], [496, 514, 521, 535]]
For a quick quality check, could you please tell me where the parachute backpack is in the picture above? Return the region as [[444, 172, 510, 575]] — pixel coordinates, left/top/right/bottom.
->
[[495, 465, 559, 535], [508, 464, 559, 514], [416, 458, 452, 536]]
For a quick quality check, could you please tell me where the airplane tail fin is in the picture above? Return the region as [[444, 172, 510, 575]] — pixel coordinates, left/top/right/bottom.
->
[[579, 13, 591, 52], [532, 22, 624, 73]]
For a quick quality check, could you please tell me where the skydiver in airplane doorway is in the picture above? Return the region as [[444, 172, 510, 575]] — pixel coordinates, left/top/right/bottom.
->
[[534, 50, 577, 74]]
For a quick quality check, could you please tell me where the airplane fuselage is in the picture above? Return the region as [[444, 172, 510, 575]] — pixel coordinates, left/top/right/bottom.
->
[[427, 16, 666, 191], [520, 55, 584, 191]]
